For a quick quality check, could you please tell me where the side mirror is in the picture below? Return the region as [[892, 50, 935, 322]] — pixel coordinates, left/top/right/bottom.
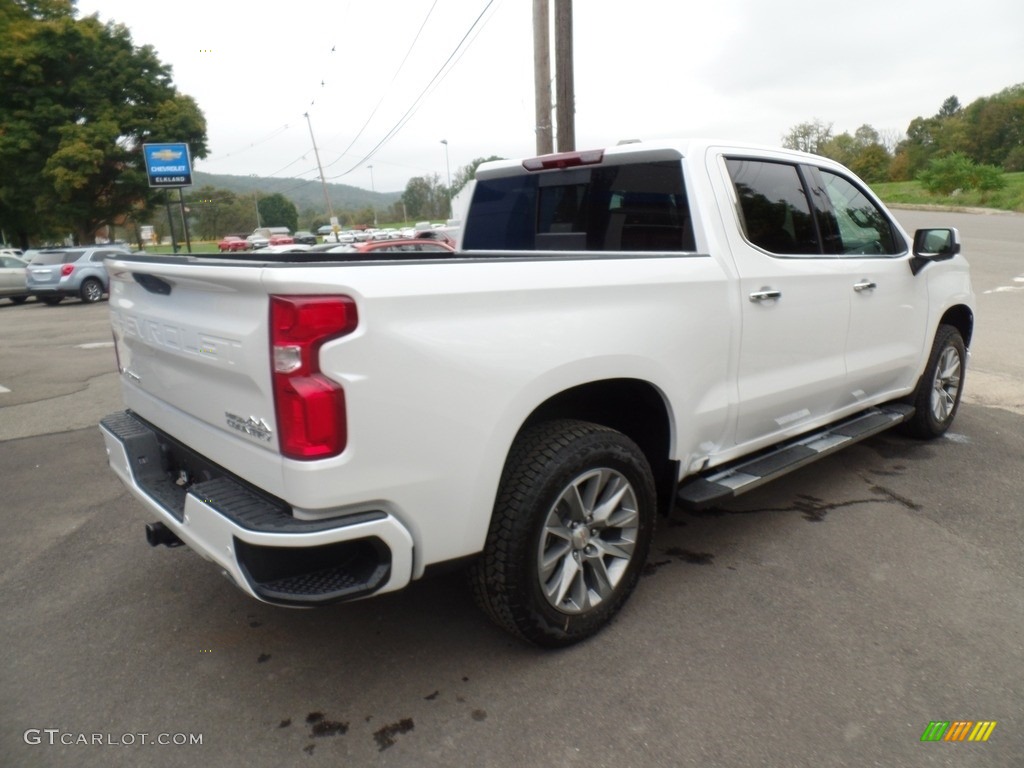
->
[[910, 228, 960, 275], [913, 227, 960, 258]]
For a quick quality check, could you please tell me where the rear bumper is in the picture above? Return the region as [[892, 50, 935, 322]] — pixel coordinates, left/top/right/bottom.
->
[[99, 410, 414, 606]]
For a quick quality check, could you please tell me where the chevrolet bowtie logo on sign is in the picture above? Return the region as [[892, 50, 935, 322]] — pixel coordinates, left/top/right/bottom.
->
[[151, 148, 183, 162], [920, 720, 997, 742], [142, 142, 193, 188]]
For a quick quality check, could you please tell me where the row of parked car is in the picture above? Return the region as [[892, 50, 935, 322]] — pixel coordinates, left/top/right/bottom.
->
[[218, 225, 457, 252], [217, 231, 320, 252], [0, 227, 462, 307], [0, 245, 131, 305]]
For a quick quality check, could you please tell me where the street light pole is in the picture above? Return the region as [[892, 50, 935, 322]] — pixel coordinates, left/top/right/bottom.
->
[[440, 139, 452, 220]]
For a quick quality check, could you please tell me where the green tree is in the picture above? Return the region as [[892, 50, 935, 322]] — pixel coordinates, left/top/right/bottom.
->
[[0, 1, 208, 247], [781, 119, 833, 154], [352, 206, 375, 228], [937, 95, 962, 119], [185, 186, 254, 239], [402, 174, 446, 220], [960, 84, 1024, 167], [817, 124, 892, 183], [257, 193, 298, 232], [848, 143, 891, 183], [450, 156, 504, 198], [917, 153, 1005, 196]]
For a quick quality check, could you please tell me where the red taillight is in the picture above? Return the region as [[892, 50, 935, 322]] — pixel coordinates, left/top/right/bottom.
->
[[61, 264, 75, 276], [522, 149, 604, 171], [270, 295, 358, 460]]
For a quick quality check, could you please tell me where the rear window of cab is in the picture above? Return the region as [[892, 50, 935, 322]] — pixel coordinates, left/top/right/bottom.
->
[[463, 160, 696, 252]]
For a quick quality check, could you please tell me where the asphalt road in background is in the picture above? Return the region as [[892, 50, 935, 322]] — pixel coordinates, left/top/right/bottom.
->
[[2, 210, 1022, 767]]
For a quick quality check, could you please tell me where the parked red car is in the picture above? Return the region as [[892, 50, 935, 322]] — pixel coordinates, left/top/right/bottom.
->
[[217, 236, 247, 252], [412, 229, 457, 248], [269, 234, 294, 246], [317, 239, 455, 256]]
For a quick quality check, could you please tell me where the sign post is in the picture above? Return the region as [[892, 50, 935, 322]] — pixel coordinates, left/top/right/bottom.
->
[[143, 143, 193, 253]]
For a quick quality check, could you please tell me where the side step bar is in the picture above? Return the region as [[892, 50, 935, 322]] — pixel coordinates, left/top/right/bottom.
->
[[677, 404, 914, 509]]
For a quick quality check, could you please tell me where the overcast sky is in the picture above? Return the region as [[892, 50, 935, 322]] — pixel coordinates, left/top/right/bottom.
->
[[76, 0, 1024, 194]]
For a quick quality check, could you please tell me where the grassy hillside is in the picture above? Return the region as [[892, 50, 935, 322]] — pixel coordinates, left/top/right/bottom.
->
[[192, 171, 401, 213], [873, 172, 1024, 213]]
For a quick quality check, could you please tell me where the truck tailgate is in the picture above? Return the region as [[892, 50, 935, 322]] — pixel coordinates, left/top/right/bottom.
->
[[107, 257, 276, 452]]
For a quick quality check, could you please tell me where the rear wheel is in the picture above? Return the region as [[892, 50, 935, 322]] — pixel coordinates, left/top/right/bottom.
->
[[901, 325, 966, 439], [80, 278, 104, 303], [471, 419, 656, 647]]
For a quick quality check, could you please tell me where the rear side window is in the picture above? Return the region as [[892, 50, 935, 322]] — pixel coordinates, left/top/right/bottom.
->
[[30, 251, 72, 265], [726, 159, 820, 256], [463, 160, 695, 252]]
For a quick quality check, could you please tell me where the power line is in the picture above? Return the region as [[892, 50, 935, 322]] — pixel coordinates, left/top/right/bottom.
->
[[326, 0, 498, 181], [321, 0, 441, 172]]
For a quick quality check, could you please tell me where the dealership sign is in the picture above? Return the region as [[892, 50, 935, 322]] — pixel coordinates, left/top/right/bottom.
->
[[143, 143, 193, 188]]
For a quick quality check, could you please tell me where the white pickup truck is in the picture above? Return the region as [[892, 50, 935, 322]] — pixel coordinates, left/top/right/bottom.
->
[[100, 139, 974, 646]]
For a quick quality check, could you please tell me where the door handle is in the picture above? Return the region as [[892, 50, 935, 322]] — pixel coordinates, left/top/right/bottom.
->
[[853, 280, 877, 292], [749, 289, 781, 302]]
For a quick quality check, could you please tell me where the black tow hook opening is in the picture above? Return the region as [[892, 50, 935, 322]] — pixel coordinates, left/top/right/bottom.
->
[[146, 522, 183, 548]]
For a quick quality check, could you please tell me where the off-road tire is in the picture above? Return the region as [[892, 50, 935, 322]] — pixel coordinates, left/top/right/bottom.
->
[[470, 419, 656, 647]]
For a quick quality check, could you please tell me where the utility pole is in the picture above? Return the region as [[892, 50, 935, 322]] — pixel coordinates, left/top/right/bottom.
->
[[441, 139, 452, 220], [533, 0, 553, 155], [554, 0, 575, 152], [304, 112, 337, 233], [250, 175, 261, 228], [368, 165, 377, 227]]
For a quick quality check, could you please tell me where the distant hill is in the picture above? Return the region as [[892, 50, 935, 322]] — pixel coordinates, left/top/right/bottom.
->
[[192, 171, 401, 214]]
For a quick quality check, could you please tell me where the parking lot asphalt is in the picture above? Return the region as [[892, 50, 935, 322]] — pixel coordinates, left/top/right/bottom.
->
[[2, 212, 1023, 766]]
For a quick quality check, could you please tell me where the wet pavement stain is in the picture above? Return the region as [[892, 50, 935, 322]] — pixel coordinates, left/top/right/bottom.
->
[[867, 439, 931, 461], [869, 464, 907, 477], [869, 484, 922, 510], [794, 495, 829, 522], [373, 718, 414, 751], [424, 690, 440, 701], [257, 653, 271, 663], [302, 744, 315, 755], [642, 559, 672, 576], [305, 712, 348, 738], [471, 709, 487, 722], [664, 547, 714, 565], [684, 491, 898, 523], [278, 719, 291, 729]]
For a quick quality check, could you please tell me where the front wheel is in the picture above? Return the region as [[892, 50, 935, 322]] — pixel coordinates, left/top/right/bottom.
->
[[901, 325, 966, 439], [80, 278, 104, 303], [470, 420, 656, 647]]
